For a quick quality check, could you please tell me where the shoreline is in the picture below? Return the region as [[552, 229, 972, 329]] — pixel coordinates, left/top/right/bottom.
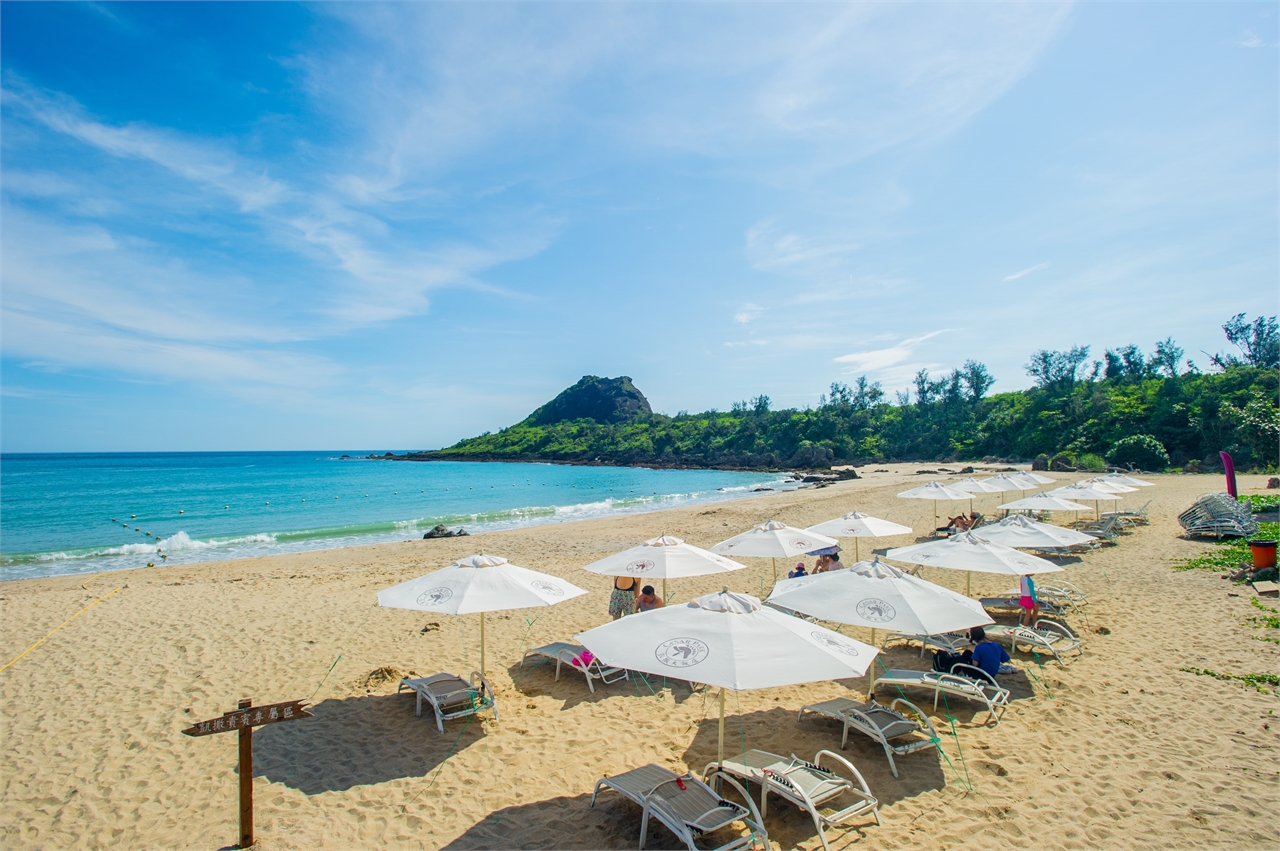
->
[[2, 466, 1275, 850]]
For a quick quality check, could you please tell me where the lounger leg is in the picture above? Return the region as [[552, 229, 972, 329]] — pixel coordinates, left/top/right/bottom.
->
[[841, 719, 849, 750], [811, 810, 831, 851], [760, 787, 769, 820], [415, 691, 423, 718], [435, 708, 444, 735], [883, 744, 899, 779], [638, 806, 650, 850]]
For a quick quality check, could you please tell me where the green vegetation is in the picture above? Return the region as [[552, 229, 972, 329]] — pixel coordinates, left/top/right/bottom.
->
[[1179, 667, 1279, 695], [1173, 523, 1280, 572], [1241, 494, 1280, 513], [416, 315, 1278, 471]]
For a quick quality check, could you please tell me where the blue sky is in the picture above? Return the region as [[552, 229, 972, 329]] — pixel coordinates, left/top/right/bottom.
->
[[1, 2, 1276, 452]]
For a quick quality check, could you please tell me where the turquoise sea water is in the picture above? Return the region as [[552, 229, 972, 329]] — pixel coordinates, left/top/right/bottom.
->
[[0, 453, 788, 581]]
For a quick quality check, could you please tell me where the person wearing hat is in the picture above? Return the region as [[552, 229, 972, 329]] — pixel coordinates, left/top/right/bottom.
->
[[787, 562, 808, 579]]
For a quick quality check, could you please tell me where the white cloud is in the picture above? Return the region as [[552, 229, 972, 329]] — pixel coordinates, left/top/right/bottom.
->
[[744, 218, 860, 272], [832, 329, 952, 374], [733, 302, 765, 324], [1003, 261, 1049, 281]]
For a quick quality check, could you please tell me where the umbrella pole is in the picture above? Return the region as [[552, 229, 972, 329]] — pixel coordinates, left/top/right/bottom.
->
[[966, 572, 972, 597], [854, 538, 859, 561], [479, 612, 486, 676], [771, 558, 777, 584], [662, 578, 668, 603], [717, 687, 726, 764]]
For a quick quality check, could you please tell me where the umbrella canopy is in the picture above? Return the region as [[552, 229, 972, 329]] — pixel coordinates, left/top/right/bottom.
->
[[576, 589, 876, 761], [1048, 484, 1123, 502], [1079, 477, 1138, 494], [886, 531, 1064, 576], [767, 558, 993, 637], [1097, 472, 1155, 487], [805, 512, 912, 560], [978, 473, 1034, 492], [973, 514, 1099, 550], [807, 512, 913, 539], [952, 477, 1008, 494], [1017, 472, 1056, 485], [580, 536, 745, 579], [998, 494, 1093, 512], [897, 482, 973, 501], [378, 554, 587, 672], [710, 520, 838, 559]]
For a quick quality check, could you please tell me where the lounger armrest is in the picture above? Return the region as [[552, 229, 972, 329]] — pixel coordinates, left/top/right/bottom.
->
[[711, 772, 767, 832], [1033, 619, 1077, 640], [888, 698, 939, 741], [815, 749, 874, 797], [948, 663, 997, 687]]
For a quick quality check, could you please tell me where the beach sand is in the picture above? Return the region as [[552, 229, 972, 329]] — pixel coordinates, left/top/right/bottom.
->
[[2, 465, 1277, 850]]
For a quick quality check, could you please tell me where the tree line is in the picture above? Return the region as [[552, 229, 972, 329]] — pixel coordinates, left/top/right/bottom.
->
[[425, 314, 1279, 472]]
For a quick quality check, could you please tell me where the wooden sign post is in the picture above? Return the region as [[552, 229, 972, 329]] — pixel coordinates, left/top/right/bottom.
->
[[182, 698, 312, 848]]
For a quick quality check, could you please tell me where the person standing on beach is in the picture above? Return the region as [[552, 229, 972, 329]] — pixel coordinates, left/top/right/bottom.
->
[[609, 576, 639, 619]]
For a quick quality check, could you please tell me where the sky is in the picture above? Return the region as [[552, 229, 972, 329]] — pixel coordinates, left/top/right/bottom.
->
[[1, 2, 1276, 453]]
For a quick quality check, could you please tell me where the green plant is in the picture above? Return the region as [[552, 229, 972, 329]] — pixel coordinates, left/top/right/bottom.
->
[[1179, 666, 1279, 694], [1106, 434, 1169, 471], [1077, 453, 1107, 470], [1174, 522, 1280, 571], [1241, 494, 1280, 513]]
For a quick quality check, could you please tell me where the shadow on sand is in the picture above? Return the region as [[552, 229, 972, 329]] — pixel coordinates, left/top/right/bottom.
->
[[252, 692, 487, 794], [507, 658, 705, 710]]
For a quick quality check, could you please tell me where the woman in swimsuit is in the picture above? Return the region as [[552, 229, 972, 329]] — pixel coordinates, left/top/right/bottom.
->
[[609, 576, 639, 619]]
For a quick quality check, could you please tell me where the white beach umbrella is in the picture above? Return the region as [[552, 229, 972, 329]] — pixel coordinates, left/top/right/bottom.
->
[[886, 530, 1063, 595], [1048, 484, 1123, 517], [767, 558, 993, 645], [973, 514, 1099, 551], [805, 512, 913, 560], [952, 477, 1008, 494], [1079, 477, 1138, 494], [580, 535, 745, 600], [1018, 472, 1057, 485], [998, 494, 1093, 512], [1098, 472, 1155, 488], [710, 520, 838, 582], [576, 589, 876, 761], [378, 554, 587, 674], [978, 473, 1033, 492], [897, 482, 975, 529]]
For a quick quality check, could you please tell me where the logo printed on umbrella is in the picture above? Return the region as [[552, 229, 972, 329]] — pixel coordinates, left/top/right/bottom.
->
[[626, 559, 656, 574], [531, 580, 564, 597], [655, 638, 710, 668], [855, 598, 896, 623], [810, 632, 860, 656], [415, 587, 453, 606], [790, 539, 812, 549]]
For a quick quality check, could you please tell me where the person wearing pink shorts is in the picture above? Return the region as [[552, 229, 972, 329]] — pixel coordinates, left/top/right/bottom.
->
[[1018, 574, 1039, 626]]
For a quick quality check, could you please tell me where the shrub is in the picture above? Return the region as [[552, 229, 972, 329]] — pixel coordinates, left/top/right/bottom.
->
[[1107, 434, 1169, 471], [1077, 453, 1107, 471]]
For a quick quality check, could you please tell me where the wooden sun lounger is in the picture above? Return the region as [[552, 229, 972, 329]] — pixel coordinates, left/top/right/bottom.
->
[[704, 750, 878, 851], [797, 696, 939, 778], [591, 763, 767, 851]]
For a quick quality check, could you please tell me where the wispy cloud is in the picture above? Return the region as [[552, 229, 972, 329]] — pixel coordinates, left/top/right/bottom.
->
[[1003, 261, 1049, 281], [1237, 30, 1277, 48], [832, 329, 953, 374], [733, 303, 765, 324]]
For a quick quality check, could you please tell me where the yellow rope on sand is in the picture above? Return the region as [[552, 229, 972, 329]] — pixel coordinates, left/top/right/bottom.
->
[[0, 586, 123, 674]]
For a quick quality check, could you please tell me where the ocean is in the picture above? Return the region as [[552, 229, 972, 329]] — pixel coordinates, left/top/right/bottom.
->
[[0, 452, 791, 582]]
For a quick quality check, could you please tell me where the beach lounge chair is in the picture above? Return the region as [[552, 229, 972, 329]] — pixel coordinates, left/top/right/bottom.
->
[[869, 665, 1009, 726], [797, 697, 939, 778], [994, 581, 1087, 612], [591, 763, 767, 851], [985, 618, 1083, 666], [882, 631, 972, 658], [1073, 515, 1121, 544], [398, 671, 498, 734], [978, 594, 1069, 617], [520, 641, 629, 693], [703, 750, 878, 851], [1102, 499, 1151, 527]]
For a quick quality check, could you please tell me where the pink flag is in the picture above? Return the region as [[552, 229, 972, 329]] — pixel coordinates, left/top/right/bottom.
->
[[1220, 451, 1237, 498]]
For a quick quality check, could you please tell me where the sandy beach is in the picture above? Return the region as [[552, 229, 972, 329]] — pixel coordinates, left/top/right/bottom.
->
[[2, 464, 1277, 851]]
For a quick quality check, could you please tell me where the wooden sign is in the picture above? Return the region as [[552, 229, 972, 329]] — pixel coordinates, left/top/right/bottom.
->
[[183, 698, 311, 848], [182, 699, 312, 737]]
